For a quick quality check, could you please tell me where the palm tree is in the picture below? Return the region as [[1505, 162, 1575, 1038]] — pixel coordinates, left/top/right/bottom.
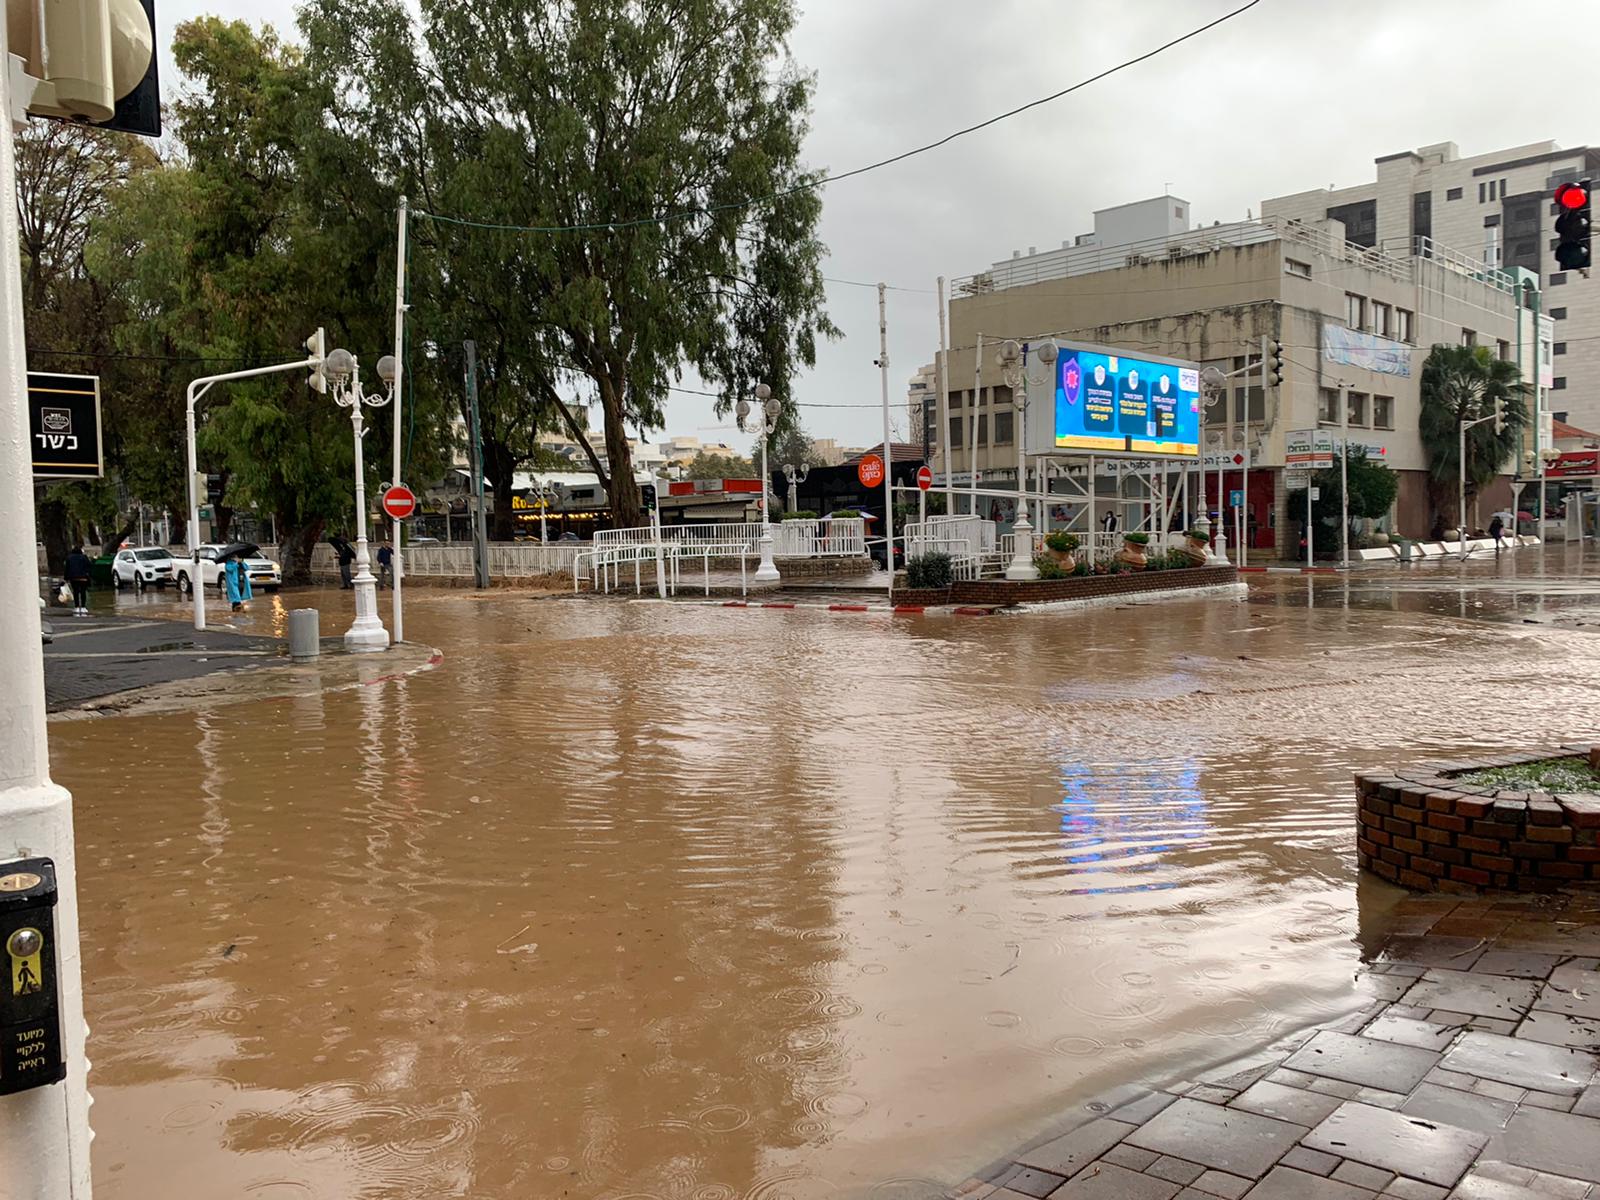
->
[[1419, 344, 1527, 530]]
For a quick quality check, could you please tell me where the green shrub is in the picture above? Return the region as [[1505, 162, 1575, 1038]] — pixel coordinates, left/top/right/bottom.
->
[[1124, 531, 1150, 545], [1033, 553, 1066, 580], [829, 509, 860, 519], [905, 551, 953, 589], [782, 510, 818, 521], [1044, 530, 1080, 553], [1071, 560, 1092, 577], [1183, 528, 1210, 541]]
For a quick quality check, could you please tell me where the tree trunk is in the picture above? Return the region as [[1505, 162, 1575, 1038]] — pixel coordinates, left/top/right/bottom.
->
[[168, 513, 187, 548], [39, 497, 70, 575], [101, 517, 138, 555], [482, 441, 518, 541], [215, 504, 234, 543], [598, 376, 641, 529], [277, 516, 325, 584]]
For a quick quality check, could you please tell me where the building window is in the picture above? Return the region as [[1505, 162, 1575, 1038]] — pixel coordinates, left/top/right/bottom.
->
[[949, 390, 962, 410], [948, 416, 962, 449], [993, 410, 1013, 446], [1174, 204, 1184, 220], [1233, 386, 1265, 423], [1372, 301, 1392, 337], [1497, 340, 1510, 361], [1550, 272, 1567, 286], [1553, 377, 1568, 391], [1373, 396, 1394, 429], [1395, 309, 1414, 342], [1500, 179, 1507, 199], [1551, 307, 1568, 320], [1347, 392, 1369, 427], [976, 414, 988, 445], [1478, 182, 1487, 203], [1345, 293, 1367, 330], [1460, 329, 1476, 347], [1318, 389, 1340, 424], [1204, 390, 1226, 423], [1446, 187, 1463, 201], [1555, 341, 1567, 355], [1284, 257, 1312, 279]]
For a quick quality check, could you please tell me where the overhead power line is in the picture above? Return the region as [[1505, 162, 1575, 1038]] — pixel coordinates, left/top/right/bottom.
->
[[412, 0, 1265, 236]]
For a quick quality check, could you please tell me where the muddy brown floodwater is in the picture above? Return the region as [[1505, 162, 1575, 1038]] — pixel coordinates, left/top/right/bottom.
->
[[52, 562, 1600, 1198]]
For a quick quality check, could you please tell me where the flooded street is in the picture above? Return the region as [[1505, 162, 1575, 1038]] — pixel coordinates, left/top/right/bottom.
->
[[54, 548, 1600, 1198]]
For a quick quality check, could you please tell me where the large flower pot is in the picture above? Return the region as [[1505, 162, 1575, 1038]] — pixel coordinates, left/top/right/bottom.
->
[[1047, 548, 1076, 569], [1117, 539, 1148, 568], [1180, 536, 1210, 566]]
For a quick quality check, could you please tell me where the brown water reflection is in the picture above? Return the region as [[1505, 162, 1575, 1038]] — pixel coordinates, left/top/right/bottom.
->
[[57, 572, 1600, 1198]]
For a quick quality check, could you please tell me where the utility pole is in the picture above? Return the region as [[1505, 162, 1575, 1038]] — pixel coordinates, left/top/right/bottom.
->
[[389, 196, 408, 642], [878, 283, 894, 601], [464, 341, 490, 589], [937, 276, 952, 511], [1340, 382, 1351, 569]]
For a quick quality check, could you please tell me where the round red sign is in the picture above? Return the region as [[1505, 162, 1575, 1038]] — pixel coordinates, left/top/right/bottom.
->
[[857, 453, 885, 489], [916, 465, 933, 491], [381, 484, 418, 520]]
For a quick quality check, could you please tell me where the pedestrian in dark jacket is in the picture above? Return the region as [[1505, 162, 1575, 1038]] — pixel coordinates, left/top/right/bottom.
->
[[1489, 514, 1505, 551], [64, 546, 92, 615], [330, 537, 356, 588]]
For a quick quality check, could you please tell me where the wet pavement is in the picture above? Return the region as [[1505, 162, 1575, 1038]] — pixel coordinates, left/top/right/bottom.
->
[[962, 891, 1600, 1199], [44, 545, 1600, 1198]]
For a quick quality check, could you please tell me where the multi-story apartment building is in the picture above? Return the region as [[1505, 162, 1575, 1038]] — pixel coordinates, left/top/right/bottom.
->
[[932, 199, 1524, 553], [1265, 140, 1597, 428]]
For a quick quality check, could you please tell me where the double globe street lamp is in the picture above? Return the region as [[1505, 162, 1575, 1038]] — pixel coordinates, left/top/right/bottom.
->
[[997, 338, 1057, 581], [737, 383, 783, 582], [324, 348, 395, 651]]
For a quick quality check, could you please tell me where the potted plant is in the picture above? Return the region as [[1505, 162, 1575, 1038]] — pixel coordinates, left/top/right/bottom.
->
[[1043, 530, 1079, 567], [1118, 530, 1150, 568], [1180, 527, 1211, 566]]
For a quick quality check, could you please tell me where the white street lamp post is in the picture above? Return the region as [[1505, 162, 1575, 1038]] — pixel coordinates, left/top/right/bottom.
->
[[740, 384, 782, 582], [782, 461, 810, 515], [998, 340, 1037, 580], [326, 348, 395, 650]]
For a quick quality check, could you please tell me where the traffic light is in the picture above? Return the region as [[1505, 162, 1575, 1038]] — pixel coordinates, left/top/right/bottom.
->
[[8, 0, 160, 136], [205, 473, 224, 505], [305, 328, 327, 393], [1493, 396, 1505, 437], [1262, 337, 1285, 387], [1554, 181, 1591, 271]]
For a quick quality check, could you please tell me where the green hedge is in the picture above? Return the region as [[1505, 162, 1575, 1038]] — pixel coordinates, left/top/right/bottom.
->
[[781, 510, 818, 521], [906, 551, 953, 589]]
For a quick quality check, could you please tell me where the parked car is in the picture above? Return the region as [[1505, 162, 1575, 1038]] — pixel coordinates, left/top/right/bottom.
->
[[173, 544, 282, 594], [111, 546, 177, 590]]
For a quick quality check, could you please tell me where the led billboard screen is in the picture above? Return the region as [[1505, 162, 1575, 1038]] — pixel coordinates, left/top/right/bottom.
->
[[1030, 344, 1201, 458]]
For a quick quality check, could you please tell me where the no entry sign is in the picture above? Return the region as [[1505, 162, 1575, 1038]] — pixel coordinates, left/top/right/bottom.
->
[[916, 465, 933, 491], [381, 484, 418, 520], [857, 453, 885, 489]]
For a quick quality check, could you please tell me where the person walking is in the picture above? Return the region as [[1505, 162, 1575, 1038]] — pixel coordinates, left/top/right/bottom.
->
[[376, 541, 393, 589], [330, 536, 356, 589], [64, 545, 92, 616], [224, 554, 253, 611], [1489, 513, 1505, 552]]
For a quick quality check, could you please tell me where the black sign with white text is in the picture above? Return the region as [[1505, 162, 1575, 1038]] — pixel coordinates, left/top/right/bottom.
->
[[29, 372, 102, 479]]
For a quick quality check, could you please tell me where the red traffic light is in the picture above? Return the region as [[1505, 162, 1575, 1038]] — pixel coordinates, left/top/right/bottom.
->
[[1555, 183, 1589, 210]]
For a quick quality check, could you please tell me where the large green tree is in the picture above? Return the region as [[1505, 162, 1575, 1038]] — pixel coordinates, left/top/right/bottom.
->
[[1420, 344, 1526, 527], [300, 0, 836, 531], [1287, 448, 1401, 553]]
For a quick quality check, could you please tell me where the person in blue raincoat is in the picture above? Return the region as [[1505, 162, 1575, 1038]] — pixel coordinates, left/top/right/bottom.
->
[[224, 554, 253, 611]]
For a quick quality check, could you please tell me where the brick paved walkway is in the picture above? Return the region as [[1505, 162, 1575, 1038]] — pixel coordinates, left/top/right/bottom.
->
[[951, 891, 1600, 1199]]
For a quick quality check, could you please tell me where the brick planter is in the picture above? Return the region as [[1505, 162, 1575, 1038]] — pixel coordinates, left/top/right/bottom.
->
[[949, 565, 1238, 606], [893, 586, 953, 606], [1356, 746, 1600, 893]]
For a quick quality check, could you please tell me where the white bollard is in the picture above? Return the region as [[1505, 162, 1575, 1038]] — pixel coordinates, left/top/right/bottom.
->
[[288, 609, 320, 661]]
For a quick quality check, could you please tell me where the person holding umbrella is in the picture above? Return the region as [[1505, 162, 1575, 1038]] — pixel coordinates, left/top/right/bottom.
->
[[222, 549, 253, 611]]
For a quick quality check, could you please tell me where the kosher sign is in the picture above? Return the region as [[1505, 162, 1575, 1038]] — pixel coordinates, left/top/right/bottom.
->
[[29, 372, 102, 479]]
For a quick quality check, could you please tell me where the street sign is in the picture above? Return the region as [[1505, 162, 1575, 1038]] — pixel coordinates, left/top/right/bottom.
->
[[1286, 428, 1334, 471], [1311, 487, 1322, 501], [857, 453, 885, 489], [381, 484, 418, 521], [1201, 449, 1250, 469], [1285, 469, 1311, 489], [915, 465, 932, 491], [1229, 489, 1244, 507], [28, 372, 102, 479]]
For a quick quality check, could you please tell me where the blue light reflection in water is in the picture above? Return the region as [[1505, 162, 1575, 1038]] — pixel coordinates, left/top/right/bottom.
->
[[1056, 757, 1209, 896]]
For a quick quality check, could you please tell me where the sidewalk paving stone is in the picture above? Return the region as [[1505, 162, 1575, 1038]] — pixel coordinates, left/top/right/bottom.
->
[[1400, 972, 1542, 1022], [1362, 1014, 1461, 1053], [1284, 1031, 1441, 1092], [1046, 1162, 1180, 1199], [1439, 1031, 1596, 1096], [1398, 1083, 1515, 1136], [1302, 1102, 1487, 1187], [1533, 967, 1600, 1020], [1515, 1010, 1600, 1050], [1238, 1166, 1377, 1198], [1189, 1170, 1252, 1198], [1016, 1119, 1136, 1177], [1229, 1080, 1344, 1126], [1125, 1100, 1308, 1178], [1483, 1108, 1600, 1183]]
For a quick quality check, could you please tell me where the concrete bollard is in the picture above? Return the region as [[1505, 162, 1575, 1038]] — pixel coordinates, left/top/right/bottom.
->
[[288, 608, 320, 661]]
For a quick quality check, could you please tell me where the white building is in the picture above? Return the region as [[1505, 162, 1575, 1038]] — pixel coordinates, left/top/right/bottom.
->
[[1264, 140, 1599, 428]]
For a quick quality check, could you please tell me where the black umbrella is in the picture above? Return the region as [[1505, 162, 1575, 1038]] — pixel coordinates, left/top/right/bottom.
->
[[214, 541, 259, 562]]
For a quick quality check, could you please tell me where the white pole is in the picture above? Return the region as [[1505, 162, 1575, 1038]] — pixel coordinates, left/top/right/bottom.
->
[[186, 380, 208, 631], [1307, 480, 1315, 568], [652, 471, 666, 598], [1459, 418, 1468, 561], [0, 14, 94, 1186], [343, 363, 390, 650], [937, 276, 952, 509], [389, 196, 408, 642], [879, 283, 894, 601], [971, 333, 982, 516], [1339, 382, 1350, 569], [1088, 454, 1096, 551]]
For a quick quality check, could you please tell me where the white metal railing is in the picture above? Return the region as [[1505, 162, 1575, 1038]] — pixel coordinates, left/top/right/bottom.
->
[[399, 543, 586, 577], [1381, 236, 1517, 296], [772, 518, 866, 557]]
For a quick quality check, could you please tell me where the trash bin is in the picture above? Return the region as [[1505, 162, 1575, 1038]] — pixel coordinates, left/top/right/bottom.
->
[[1397, 538, 1413, 562], [288, 608, 320, 661]]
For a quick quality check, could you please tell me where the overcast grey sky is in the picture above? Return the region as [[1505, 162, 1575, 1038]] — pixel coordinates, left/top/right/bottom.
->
[[162, 0, 1590, 456]]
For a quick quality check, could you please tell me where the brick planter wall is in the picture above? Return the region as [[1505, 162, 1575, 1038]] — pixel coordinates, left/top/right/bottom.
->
[[948, 565, 1238, 607], [1356, 746, 1600, 893]]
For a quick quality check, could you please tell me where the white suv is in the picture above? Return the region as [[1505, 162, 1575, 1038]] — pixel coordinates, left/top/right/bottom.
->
[[111, 547, 177, 590], [173, 545, 282, 595]]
